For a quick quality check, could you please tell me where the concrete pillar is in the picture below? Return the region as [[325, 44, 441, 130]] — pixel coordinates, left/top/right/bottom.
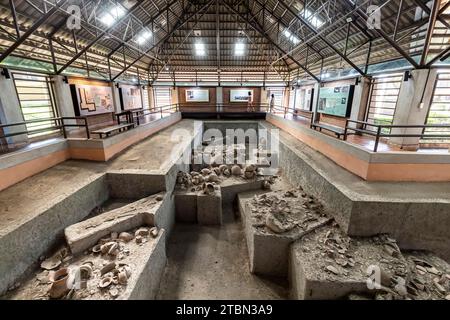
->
[[390, 69, 437, 150], [349, 76, 371, 129], [148, 87, 155, 110], [216, 86, 223, 104], [171, 87, 179, 105], [111, 82, 121, 113], [283, 87, 290, 110], [53, 76, 75, 118], [311, 82, 320, 122], [260, 88, 268, 105], [0, 74, 28, 144]]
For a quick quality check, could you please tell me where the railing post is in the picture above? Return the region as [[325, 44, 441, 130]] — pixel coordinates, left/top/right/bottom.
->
[[344, 119, 348, 141], [85, 118, 90, 140], [374, 126, 382, 152], [160, 106, 163, 118], [61, 118, 67, 139]]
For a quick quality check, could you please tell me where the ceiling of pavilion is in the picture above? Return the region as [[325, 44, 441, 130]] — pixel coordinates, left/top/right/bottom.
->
[[0, 0, 448, 84]]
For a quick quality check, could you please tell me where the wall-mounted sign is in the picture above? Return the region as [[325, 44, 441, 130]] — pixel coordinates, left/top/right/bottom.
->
[[317, 85, 354, 117], [74, 84, 114, 115], [185, 89, 209, 102], [230, 89, 253, 102], [121, 84, 142, 110]]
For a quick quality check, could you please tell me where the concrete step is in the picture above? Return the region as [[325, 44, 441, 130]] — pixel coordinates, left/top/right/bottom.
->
[[65, 192, 169, 255]]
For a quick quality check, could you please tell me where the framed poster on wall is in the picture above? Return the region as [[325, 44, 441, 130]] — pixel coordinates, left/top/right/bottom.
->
[[120, 84, 142, 110], [317, 85, 354, 117], [230, 89, 253, 102], [72, 84, 114, 116], [185, 89, 209, 102]]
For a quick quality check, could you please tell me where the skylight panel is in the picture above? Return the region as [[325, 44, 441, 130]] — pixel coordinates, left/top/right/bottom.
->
[[195, 42, 206, 56], [100, 5, 126, 27], [283, 30, 300, 45], [135, 29, 152, 45], [235, 42, 245, 56]]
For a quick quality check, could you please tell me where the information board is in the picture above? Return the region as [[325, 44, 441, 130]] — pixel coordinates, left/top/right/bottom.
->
[[317, 85, 354, 117], [185, 89, 209, 102]]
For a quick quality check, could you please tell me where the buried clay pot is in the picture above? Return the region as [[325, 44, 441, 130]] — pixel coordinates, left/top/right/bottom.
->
[[99, 276, 113, 289], [118, 232, 133, 242], [202, 183, 216, 195], [118, 271, 128, 285], [135, 227, 150, 237], [212, 167, 221, 176], [262, 180, 271, 190], [218, 165, 228, 174], [48, 268, 71, 299], [91, 244, 102, 254], [201, 168, 211, 176], [150, 227, 159, 238], [231, 165, 242, 176], [79, 263, 93, 281], [208, 173, 219, 183]]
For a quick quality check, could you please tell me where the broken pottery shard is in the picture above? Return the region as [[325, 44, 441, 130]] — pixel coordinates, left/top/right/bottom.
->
[[109, 288, 119, 298], [265, 214, 286, 234], [40, 257, 62, 271], [326, 265, 340, 275], [100, 262, 116, 276]]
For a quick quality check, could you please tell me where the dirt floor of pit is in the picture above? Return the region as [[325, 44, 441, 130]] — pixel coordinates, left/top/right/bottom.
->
[[156, 212, 288, 300]]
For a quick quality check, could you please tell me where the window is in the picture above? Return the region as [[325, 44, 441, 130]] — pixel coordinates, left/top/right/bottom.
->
[[424, 71, 450, 141], [153, 87, 172, 108], [13, 72, 58, 138], [296, 87, 314, 111], [366, 74, 403, 133], [289, 89, 296, 109]]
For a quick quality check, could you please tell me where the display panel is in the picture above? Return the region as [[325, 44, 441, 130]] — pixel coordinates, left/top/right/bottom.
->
[[317, 85, 354, 117], [230, 89, 254, 102], [121, 84, 142, 110], [185, 89, 209, 102], [75, 84, 114, 115]]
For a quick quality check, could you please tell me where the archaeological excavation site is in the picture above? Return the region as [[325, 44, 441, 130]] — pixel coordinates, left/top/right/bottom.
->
[[0, 0, 449, 306]]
